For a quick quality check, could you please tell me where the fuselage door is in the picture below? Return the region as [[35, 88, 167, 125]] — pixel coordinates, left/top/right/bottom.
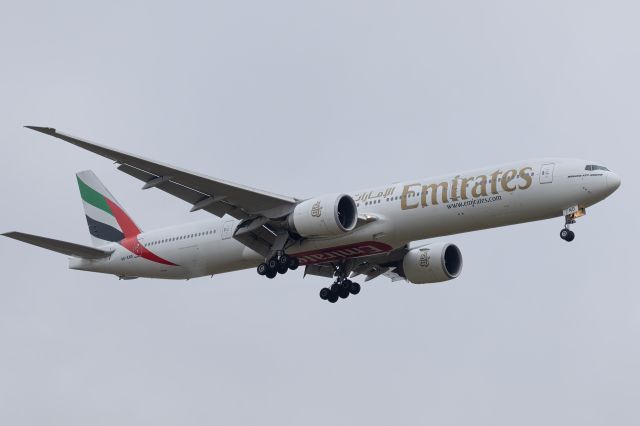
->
[[222, 220, 235, 240], [539, 163, 555, 184]]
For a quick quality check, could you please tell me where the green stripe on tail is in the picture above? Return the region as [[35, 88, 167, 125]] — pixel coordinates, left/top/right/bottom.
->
[[77, 176, 112, 215]]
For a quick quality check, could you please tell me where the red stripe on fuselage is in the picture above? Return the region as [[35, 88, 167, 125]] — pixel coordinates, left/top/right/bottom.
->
[[120, 237, 178, 266], [104, 199, 176, 266], [294, 241, 393, 265]]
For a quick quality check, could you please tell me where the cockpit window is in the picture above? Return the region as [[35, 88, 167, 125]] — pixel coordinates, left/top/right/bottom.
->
[[585, 165, 609, 171]]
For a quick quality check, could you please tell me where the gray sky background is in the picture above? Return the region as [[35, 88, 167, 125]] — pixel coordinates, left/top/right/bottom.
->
[[0, 1, 638, 425]]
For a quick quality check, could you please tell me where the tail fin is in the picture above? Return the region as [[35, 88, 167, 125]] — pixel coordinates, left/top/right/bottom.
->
[[76, 170, 141, 246]]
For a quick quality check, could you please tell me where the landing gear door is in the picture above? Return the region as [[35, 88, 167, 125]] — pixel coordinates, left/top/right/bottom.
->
[[539, 163, 555, 184], [222, 220, 235, 240]]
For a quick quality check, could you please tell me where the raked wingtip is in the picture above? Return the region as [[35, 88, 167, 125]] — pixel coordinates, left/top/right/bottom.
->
[[24, 125, 56, 135]]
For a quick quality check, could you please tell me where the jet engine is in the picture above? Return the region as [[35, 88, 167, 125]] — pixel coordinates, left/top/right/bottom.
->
[[288, 194, 358, 238], [402, 242, 463, 284]]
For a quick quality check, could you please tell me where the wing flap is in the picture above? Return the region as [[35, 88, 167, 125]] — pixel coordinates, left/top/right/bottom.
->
[[304, 264, 335, 278], [3, 232, 113, 259], [117, 164, 235, 218]]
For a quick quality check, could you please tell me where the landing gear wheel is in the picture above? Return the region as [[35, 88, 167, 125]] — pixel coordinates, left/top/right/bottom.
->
[[288, 257, 299, 270], [349, 282, 361, 295], [319, 288, 330, 300], [560, 229, 575, 242], [338, 286, 350, 299], [331, 283, 341, 293], [257, 263, 268, 276], [267, 258, 278, 270], [277, 264, 288, 274], [265, 269, 277, 279], [328, 292, 339, 303], [278, 255, 290, 268]]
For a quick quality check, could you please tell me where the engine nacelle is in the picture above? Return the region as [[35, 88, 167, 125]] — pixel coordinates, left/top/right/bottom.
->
[[402, 242, 463, 284], [288, 193, 358, 237]]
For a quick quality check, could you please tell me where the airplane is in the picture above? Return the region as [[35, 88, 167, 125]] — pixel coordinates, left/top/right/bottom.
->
[[2, 126, 621, 303]]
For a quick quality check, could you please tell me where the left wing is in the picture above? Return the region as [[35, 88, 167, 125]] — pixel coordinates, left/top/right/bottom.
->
[[25, 126, 298, 220], [25, 126, 299, 256]]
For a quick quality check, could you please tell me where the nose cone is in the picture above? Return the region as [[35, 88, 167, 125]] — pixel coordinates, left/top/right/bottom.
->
[[607, 173, 621, 192]]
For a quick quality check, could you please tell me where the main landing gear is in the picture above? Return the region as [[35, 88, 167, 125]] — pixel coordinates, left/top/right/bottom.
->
[[257, 253, 299, 279], [257, 253, 362, 304], [319, 265, 361, 304], [319, 279, 361, 304]]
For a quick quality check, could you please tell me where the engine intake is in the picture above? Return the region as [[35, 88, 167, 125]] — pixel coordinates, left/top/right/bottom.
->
[[289, 194, 358, 237], [402, 242, 463, 284]]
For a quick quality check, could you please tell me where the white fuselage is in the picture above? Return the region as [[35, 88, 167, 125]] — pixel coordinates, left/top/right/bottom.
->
[[69, 158, 620, 280]]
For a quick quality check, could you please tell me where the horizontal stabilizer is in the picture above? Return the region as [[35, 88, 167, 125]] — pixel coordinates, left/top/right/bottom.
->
[[2, 232, 113, 259]]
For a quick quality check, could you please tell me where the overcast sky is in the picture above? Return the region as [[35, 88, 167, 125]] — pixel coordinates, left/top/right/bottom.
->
[[0, 1, 638, 425]]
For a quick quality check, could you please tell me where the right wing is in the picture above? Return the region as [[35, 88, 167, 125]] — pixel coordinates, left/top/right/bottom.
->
[[3, 232, 113, 259]]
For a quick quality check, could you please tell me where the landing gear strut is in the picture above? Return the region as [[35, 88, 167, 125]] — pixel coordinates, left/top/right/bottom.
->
[[257, 252, 300, 278]]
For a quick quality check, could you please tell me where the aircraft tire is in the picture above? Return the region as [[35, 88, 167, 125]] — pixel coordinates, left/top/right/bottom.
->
[[338, 286, 349, 299], [328, 293, 339, 303], [268, 258, 278, 270], [266, 269, 277, 279], [349, 282, 361, 295], [277, 264, 288, 274], [257, 263, 268, 276], [319, 288, 330, 300], [278, 255, 290, 267], [288, 257, 299, 270]]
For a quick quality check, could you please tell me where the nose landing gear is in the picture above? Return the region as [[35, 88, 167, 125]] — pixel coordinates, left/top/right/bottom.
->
[[560, 206, 585, 242]]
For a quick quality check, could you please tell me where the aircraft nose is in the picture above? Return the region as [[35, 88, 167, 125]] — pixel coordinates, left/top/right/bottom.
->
[[607, 172, 621, 192]]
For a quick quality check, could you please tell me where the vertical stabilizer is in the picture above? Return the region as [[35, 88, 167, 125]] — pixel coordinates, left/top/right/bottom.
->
[[76, 170, 141, 247]]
